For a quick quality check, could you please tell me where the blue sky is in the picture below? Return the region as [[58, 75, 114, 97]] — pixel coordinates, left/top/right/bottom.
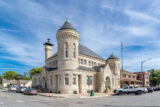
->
[[0, 0, 160, 75]]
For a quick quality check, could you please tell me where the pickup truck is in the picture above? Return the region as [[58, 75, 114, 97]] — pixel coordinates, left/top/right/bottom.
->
[[114, 86, 145, 95]]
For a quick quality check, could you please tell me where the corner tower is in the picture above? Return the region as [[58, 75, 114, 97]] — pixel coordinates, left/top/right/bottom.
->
[[56, 19, 79, 70], [106, 53, 120, 76]]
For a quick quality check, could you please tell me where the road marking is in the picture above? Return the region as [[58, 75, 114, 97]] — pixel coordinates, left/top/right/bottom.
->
[[16, 100, 24, 103], [32, 100, 40, 102]]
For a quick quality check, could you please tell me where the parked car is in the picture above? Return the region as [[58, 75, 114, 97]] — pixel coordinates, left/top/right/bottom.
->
[[16, 86, 27, 93], [142, 88, 148, 93], [8, 85, 17, 91], [20, 87, 27, 93], [153, 87, 159, 91], [23, 88, 38, 95], [114, 86, 145, 95], [147, 87, 154, 93]]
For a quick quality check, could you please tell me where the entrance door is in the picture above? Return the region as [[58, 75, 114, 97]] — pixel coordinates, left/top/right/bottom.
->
[[78, 75, 82, 93], [105, 76, 111, 90]]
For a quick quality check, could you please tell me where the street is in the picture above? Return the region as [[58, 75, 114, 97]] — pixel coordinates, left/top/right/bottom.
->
[[0, 89, 160, 107]]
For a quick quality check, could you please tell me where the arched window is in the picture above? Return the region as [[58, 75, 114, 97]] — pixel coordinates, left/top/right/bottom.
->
[[73, 43, 76, 58], [65, 42, 68, 58]]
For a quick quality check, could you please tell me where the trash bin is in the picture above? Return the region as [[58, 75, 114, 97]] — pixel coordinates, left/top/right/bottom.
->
[[90, 90, 94, 96]]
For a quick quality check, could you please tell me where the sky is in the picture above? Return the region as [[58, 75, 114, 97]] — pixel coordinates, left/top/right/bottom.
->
[[0, 0, 160, 75]]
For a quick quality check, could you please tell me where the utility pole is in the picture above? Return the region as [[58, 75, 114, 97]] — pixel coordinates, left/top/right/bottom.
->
[[141, 58, 151, 87], [121, 41, 123, 87]]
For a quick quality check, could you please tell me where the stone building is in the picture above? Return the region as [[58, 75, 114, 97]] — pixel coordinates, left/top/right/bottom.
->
[[32, 19, 120, 94]]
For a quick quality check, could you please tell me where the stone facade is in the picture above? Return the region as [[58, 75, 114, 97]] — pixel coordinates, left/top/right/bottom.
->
[[32, 19, 120, 94]]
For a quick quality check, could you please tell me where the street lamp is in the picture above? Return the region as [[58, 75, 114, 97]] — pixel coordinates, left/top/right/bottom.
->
[[140, 58, 151, 87], [141, 58, 151, 72]]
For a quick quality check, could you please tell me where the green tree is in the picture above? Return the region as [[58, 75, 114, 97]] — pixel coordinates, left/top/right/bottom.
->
[[0, 75, 3, 84], [3, 71, 18, 80], [29, 67, 43, 78], [15, 74, 23, 81], [149, 69, 160, 86]]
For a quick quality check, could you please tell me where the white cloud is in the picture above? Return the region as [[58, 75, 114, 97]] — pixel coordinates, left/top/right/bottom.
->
[[0, 0, 160, 73], [124, 9, 160, 24], [0, 31, 44, 66]]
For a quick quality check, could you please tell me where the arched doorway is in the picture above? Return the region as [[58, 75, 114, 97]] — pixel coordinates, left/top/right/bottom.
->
[[105, 76, 111, 90]]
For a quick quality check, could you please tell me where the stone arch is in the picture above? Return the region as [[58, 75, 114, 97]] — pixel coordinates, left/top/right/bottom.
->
[[105, 76, 111, 90]]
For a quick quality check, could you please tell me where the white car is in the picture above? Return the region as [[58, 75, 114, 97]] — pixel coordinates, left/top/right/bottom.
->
[[114, 86, 145, 95], [143, 87, 148, 93], [8, 86, 17, 91]]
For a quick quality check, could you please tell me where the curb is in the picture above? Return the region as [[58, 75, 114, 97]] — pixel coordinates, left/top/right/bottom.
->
[[37, 93, 112, 99]]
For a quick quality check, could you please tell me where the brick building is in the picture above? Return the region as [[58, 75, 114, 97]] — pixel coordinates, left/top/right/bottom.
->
[[121, 70, 142, 87], [134, 72, 150, 87], [121, 70, 150, 87]]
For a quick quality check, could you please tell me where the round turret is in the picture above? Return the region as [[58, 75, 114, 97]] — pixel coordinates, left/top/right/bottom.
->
[[56, 19, 79, 70], [107, 53, 120, 75]]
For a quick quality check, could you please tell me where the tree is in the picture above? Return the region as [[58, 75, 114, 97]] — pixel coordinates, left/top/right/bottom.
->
[[29, 67, 43, 78], [15, 74, 23, 81], [3, 71, 18, 80], [0, 75, 3, 84], [149, 69, 160, 86]]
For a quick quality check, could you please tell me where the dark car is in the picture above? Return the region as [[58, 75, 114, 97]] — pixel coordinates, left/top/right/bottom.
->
[[147, 87, 154, 93], [16, 86, 27, 93], [153, 87, 160, 91], [23, 88, 38, 95]]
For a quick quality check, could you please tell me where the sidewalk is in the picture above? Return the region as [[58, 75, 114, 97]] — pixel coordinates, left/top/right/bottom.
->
[[38, 92, 111, 98]]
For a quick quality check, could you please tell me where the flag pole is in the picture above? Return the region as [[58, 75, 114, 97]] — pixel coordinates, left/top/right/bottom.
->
[[121, 41, 123, 88]]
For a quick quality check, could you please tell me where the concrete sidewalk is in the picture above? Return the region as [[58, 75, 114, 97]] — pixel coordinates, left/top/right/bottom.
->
[[38, 93, 111, 98]]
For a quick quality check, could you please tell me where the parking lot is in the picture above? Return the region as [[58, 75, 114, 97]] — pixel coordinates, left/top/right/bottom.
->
[[0, 89, 160, 107]]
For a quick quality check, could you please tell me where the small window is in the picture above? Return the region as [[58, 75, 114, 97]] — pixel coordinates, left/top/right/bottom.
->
[[65, 42, 68, 58], [73, 74, 76, 85], [73, 43, 76, 58], [92, 62, 94, 66], [73, 91, 77, 94], [65, 74, 69, 85], [59, 75, 61, 85], [50, 76, 52, 85], [89, 61, 91, 66], [39, 77, 41, 83], [80, 59, 83, 64], [128, 75, 131, 78], [84, 60, 87, 65], [34, 78, 36, 84], [133, 76, 135, 79], [123, 74, 126, 78]]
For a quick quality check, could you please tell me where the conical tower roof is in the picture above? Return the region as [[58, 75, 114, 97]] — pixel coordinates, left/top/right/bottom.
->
[[59, 19, 76, 31], [107, 53, 119, 60]]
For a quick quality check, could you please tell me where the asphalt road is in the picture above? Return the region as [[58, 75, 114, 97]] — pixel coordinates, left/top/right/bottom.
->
[[0, 89, 160, 107]]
